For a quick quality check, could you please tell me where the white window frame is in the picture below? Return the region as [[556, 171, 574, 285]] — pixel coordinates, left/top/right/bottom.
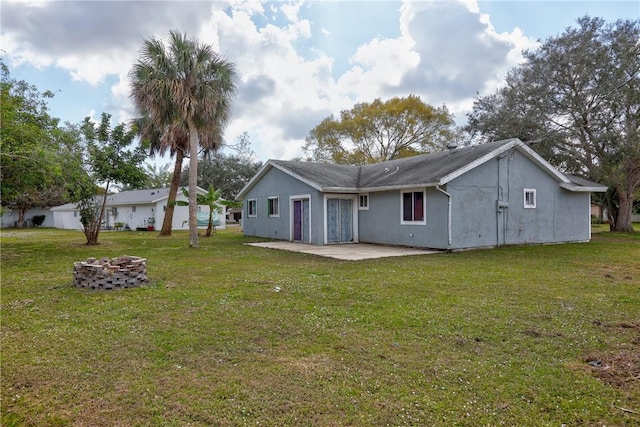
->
[[268, 196, 280, 217], [524, 189, 536, 209], [400, 188, 427, 225], [289, 194, 312, 243], [132, 206, 137, 213], [358, 193, 369, 210], [247, 198, 258, 217], [323, 194, 359, 244]]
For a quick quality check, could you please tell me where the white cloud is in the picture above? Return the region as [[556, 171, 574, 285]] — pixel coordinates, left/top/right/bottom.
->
[[337, 36, 418, 103], [1, 0, 542, 161], [387, 0, 537, 117], [207, 5, 344, 159], [2, 39, 41, 69]]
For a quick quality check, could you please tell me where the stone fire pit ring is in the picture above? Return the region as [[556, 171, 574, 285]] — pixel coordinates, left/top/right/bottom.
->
[[74, 256, 147, 290]]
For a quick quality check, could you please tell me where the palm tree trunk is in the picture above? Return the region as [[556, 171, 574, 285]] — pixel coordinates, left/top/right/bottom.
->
[[206, 209, 214, 237], [187, 119, 200, 248], [159, 149, 184, 236]]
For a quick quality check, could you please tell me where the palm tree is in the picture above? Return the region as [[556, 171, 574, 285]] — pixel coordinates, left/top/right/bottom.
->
[[133, 116, 188, 236], [129, 30, 237, 247], [176, 185, 241, 237]]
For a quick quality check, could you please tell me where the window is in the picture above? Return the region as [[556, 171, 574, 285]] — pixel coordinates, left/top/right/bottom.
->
[[358, 193, 369, 210], [248, 199, 257, 217], [132, 206, 137, 213], [74, 211, 78, 218], [524, 189, 536, 208], [111, 207, 118, 216], [401, 190, 426, 224], [268, 196, 279, 217]]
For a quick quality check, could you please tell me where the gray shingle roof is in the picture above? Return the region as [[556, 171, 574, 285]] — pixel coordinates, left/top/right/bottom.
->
[[563, 175, 609, 192], [52, 187, 207, 211], [566, 175, 607, 188], [105, 188, 172, 205], [359, 139, 516, 189], [270, 139, 518, 191], [237, 138, 607, 198], [270, 160, 361, 190]]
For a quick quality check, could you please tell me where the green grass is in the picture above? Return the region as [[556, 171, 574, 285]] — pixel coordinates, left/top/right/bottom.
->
[[1, 227, 639, 426]]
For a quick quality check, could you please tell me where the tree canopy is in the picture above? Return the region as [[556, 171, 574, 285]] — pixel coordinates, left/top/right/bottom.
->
[[180, 153, 262, 200], [74, 113, 147, 245], [304, 95, 456, 165], [142, 163, 173, 189], [466, 16, 639, 232], [0, 61, 87, 227], [129, 30, 238, 247]]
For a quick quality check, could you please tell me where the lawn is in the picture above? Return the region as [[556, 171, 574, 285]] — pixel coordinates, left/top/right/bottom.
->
[[1, 227, 639, 426]]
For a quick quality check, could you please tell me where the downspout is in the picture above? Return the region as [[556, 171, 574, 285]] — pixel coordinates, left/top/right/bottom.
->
[[436, 185, 452, 247]]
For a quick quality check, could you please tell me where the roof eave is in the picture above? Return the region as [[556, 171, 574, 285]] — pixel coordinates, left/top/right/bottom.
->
[[439, 139, 572, 186], [439, 138, 522, 185], [271, 162, 324, 192], [150, 186, 207, 204], [517, 143, 571, 184], [237, 160, 326, 200], [359, 183, 440, 193], [560, 183, 608, 193], [236, 161, 273, 200], [321, 187, 359, 193]]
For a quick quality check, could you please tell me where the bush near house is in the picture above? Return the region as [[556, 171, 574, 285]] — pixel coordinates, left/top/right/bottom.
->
[[1, 228, 638, 426], [31, 215, 45, 227]]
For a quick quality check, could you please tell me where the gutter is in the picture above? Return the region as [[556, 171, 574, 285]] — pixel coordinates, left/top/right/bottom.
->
[[436, 185, 452, 246]]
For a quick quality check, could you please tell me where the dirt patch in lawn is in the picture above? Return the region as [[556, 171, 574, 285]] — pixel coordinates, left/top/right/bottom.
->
[[583, 322, 640, 392]]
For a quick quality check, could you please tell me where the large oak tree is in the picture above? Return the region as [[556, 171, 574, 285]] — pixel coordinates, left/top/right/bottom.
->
[[75, 114, 147, 245], [304, 95, 456, 165], [0, 62, 86, 227], [466, 16, 639, 232]]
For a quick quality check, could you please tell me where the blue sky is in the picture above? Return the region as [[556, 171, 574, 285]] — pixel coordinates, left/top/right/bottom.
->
[[2, 0, 638, 162]]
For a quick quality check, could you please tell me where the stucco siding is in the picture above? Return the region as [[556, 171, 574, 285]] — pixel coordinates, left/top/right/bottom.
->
[[508, 151, 553, 244], [554, 190, 591, 242], [448, 150, 591, 248], [243, 167, 323, 244], [359, 187, 449, 248], [447, 160, 500, 249]]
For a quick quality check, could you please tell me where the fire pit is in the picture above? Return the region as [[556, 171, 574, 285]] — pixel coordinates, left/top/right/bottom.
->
[[74, 256, 147, 290]]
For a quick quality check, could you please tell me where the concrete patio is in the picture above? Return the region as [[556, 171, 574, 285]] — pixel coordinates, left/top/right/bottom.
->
[[246, 241, 441, 260]]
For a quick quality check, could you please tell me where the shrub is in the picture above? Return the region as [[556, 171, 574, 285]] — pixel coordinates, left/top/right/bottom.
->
[[31, 215, 46, 227]]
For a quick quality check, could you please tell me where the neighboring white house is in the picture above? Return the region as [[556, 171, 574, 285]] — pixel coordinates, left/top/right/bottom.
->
[[1, 207, 55, 228], [48, 187, 226, 231]]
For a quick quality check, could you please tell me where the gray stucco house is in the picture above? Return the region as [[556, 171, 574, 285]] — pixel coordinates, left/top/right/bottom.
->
[[237, 138, 607, 250]]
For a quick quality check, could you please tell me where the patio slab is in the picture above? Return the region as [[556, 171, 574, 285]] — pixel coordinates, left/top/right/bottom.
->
[[246, 241, 441, 260]]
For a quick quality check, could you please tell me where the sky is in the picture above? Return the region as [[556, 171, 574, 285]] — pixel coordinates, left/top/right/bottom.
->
[[2, 0, 638, 164]]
